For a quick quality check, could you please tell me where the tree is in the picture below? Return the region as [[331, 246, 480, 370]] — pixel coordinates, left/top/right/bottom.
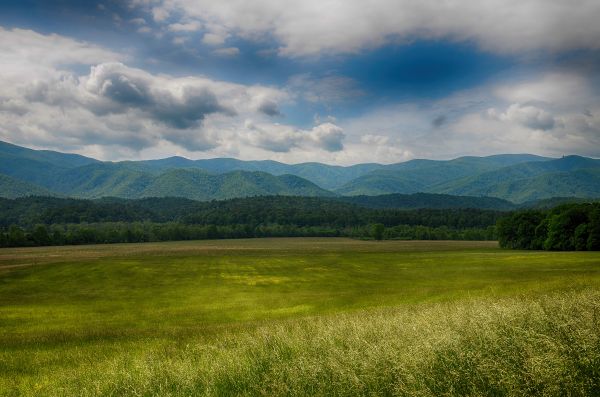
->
[[8, 225, 27, 247], [544, 206, 588, 250], [574, 224, 590, 251], [31, 225, 51, 246], [497, 210, 545, 249], [371, 223, 385, 241], [587, 207, 600, 250]]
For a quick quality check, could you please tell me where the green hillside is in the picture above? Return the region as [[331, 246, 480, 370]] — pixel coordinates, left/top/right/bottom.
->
[[273, 163, 382, 190], [0, 141, 98, 187], [0, 140, 97, 168], [336, 155, 549, 196], [45, 166, 332, 200], [0, 173, 56, 199], [52, 163, 153, 198], [434, 156, 600, 202], [1, 140, 599, 203], [0, 141, 335, 200], [134, 157, 381, 190], [382, 154, 548, 172], [140, 169, 333, 200], [334, 171, 426, 195], [0, 140, 380, 192], [467, 169, 600, 203]]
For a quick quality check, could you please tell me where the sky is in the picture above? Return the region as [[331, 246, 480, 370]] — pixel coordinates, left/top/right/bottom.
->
[[0, 0, 599, 165]]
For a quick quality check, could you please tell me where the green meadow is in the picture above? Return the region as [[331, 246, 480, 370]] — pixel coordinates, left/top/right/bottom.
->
[[1, 238, 599, 396]]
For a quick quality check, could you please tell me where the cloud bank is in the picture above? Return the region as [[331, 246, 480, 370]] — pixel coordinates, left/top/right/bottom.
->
[[338, 71, 600, 162], [1, 23, 599, 164], [0, 28, 349, 160], [133, 0, 600, 57]]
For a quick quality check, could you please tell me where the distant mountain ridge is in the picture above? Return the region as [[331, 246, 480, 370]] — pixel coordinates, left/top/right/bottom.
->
[[0, 140, 599, 203], [432, 156, 600, 202], [126, 157, 382, 190], [335, 155, 551, 196]]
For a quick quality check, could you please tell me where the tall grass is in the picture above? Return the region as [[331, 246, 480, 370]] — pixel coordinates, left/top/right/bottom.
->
[[17, 290, 599, 396]]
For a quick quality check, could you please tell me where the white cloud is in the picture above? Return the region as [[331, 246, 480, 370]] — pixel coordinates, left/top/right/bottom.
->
[[151, 6, 169, 22], [488, 103, 556, 131], [130, 17, 147, 25], [212, 47, 240, 57], [133, 0, 600, 57], [168, 21, 201, 32], [0, 27, 122, 95], [202, 32, 227, 46], [494, 73, 592, 107], [310, 123, 345, 151], [243, 120, 345, 153]]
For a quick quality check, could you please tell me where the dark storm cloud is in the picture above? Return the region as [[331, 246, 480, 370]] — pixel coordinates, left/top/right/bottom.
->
[[258, 100, 282, 117], [153, 87, 232, 129], [95, 71, 151, 106], [432, 115, 447, 128], [85, 63, 233, 129]]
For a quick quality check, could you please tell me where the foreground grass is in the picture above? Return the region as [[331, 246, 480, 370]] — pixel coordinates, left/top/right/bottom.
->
[[57, 291, 600, 396], [1, 238, 599, 395]]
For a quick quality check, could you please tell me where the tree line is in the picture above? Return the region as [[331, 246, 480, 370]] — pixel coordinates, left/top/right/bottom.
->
[[0, 196, 504, 229], [496, 202, 600, 251], [0, 222, 497, 248], [0, 196, 502, 247]]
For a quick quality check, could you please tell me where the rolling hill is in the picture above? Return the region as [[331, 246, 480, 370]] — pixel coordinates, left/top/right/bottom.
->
[[335, 155, 549, 196], [130, 157, 382, 190], [0, 173, 57, 199], [139, 169, 333, 201], [433, 156, 600, 202], [0, 140, 98, 188], [0, 142, 334, 200], [48, 166, 333, 200]]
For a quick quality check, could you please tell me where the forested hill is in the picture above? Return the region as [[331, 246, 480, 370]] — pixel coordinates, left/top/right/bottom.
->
[[334, 155, 600, 202]]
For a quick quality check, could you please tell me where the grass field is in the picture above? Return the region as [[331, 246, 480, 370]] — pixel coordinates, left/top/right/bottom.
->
[[1, 238, 599, 396]]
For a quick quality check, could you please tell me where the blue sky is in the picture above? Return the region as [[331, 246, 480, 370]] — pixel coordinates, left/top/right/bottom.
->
[[0, 0, 599, 164]]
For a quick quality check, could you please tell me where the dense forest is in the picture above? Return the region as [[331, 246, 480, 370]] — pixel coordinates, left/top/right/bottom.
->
[[0, 196, 501, 247], [496, 203, 600, 251], [4, 196, 599, 249], [338, 193, 516, 210]]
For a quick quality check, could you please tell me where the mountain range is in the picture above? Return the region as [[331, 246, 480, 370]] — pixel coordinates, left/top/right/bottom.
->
[[1, 140, 599, 204]]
